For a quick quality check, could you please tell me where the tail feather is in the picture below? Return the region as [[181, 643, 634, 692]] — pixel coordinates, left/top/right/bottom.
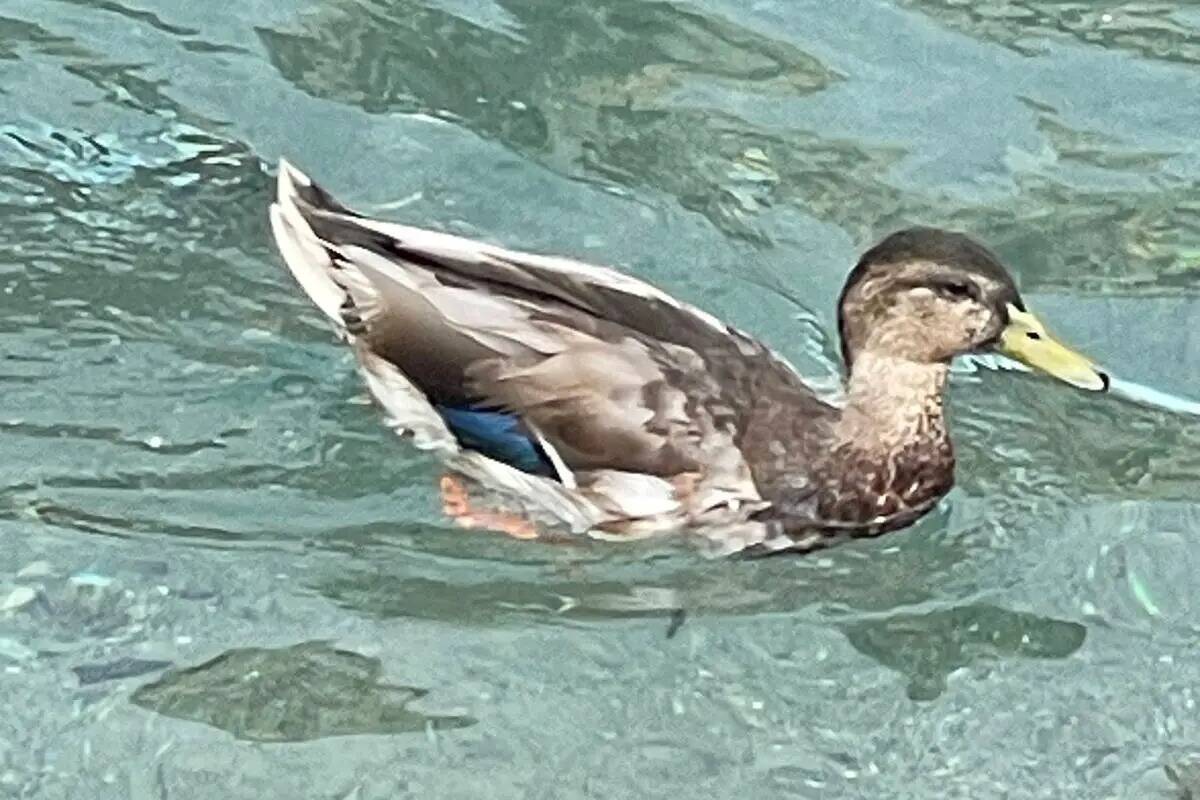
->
[[269, 159, 345, 324]]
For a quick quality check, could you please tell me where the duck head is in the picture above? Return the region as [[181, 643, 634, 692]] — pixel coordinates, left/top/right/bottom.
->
[[837, 227, 1109, 392]]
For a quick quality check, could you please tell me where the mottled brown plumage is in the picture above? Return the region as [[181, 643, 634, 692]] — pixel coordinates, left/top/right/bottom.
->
[[270, 161, 1107, 555]]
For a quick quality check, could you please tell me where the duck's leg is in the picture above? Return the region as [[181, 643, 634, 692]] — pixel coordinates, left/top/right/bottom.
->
[[438, 474, 540, 540]]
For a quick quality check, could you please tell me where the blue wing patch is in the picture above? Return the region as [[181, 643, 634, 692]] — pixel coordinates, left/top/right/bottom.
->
[[434, 405, 558, 478]]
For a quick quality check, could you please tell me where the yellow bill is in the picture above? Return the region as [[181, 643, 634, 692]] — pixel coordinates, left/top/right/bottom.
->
[[998, 304, 1109, 392]]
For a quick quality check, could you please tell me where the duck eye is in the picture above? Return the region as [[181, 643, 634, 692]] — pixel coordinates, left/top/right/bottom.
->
[[935, 280, 976, 301]]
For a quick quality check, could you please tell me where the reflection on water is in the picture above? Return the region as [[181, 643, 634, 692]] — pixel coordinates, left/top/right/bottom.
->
[[904, 1, 1200, 67], [310, 507, 986, 625], [256, 0, 838, 245], [256, 0, 1200, 290], [132, 641, 474, 742]]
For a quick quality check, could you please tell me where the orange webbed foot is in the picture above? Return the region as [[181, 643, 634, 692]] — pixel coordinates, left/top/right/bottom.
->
[[439, 474, 540, 540]]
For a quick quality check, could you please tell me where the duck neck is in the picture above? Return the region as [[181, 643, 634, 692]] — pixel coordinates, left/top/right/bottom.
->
[[837, 352, 951, 453]]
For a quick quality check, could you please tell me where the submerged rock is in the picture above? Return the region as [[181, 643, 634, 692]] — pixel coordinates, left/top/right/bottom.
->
[[131, 641, 474, 742]]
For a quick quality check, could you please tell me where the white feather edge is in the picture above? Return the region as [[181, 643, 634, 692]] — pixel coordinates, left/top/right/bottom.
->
[[528, 423, 577, 489], [274, 162, 346, 308]]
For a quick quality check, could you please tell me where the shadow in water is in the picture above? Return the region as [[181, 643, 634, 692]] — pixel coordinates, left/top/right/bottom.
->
[[310, 519, 1089, 700], [840, 602, 1086, 701], [131, 640, 474, 742]]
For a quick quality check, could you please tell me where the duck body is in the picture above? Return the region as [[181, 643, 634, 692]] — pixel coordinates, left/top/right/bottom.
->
[[269, 160, 1105, 555]]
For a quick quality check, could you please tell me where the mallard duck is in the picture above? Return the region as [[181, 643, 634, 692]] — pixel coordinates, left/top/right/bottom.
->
[[269, 160, 1108, 555]]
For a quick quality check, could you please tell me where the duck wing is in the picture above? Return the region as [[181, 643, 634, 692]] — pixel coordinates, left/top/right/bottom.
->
[[268, 160, 825, 534]]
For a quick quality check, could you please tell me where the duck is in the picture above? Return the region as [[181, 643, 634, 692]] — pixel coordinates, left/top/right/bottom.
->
[[268, 159, 1109, 555]]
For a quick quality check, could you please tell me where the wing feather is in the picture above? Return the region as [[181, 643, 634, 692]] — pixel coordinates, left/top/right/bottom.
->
[[269, 159, 828, 535]]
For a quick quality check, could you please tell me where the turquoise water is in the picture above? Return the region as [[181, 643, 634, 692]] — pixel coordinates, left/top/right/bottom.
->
[[3, 1, 1200, 796]]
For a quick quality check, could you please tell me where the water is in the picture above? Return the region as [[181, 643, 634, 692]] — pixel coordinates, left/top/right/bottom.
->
[[2, 0, 1200, 797]]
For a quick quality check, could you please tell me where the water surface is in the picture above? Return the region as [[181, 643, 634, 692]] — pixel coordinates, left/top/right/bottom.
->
[[2, 1, 1200, 797]]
